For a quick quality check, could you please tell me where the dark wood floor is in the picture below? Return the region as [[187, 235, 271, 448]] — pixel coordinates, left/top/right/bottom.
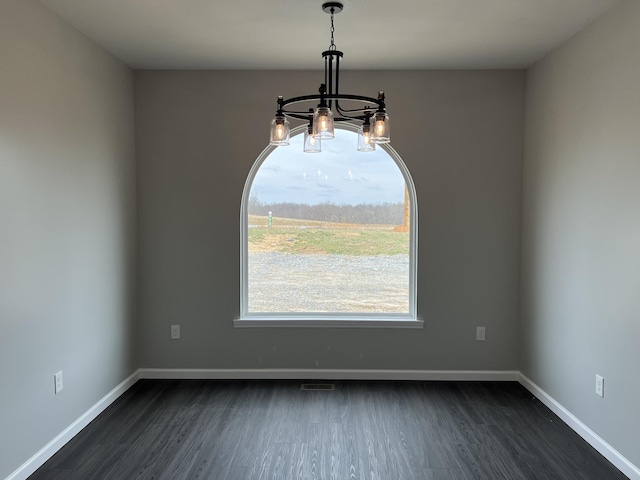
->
[[28, 380, 627, 480]]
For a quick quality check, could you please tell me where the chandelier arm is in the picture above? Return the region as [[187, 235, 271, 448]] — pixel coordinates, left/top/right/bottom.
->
[[335, 102, 375, 115], [281, 112, 371, 123], [324, 56, 329, 98], [333, 99, 373, 120], [329, 52, 340, 112], [279, 107, 371, 122], [333, 115, 370, 122], [280, 93, 383, 109], [336, 51, 340, 83], [334, 50, 340, 96], [327, 54, 334, 110], [278, 114, 370, 123], [282, 112, 314, 122]]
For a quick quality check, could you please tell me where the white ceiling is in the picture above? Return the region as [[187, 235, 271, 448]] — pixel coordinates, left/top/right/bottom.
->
[[38, 0, 621, 70]]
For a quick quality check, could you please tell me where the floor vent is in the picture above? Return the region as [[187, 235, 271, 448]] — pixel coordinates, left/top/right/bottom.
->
[[301, 383, 335, 391]]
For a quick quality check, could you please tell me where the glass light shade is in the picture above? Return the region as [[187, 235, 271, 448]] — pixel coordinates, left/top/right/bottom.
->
[[370, 111, 390, 144], [312, 106, 335, 139], [357, 124, 375, 152], [304, 128, 321, 153], [269, 116, 290, 145]]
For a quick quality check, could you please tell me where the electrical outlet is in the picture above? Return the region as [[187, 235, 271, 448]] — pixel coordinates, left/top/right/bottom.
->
[[54, 371, 63, 394], [476, 326, 486, 341], [171, 324, 180, 340], [595, 374, 604, 398]]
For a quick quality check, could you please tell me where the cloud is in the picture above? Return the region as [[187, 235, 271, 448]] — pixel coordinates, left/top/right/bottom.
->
[[260, 164, 282, 173], [251, 128, 405, 205]]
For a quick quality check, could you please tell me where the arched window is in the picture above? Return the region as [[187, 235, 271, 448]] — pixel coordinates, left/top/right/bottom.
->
[[237, 124, 420, 327]]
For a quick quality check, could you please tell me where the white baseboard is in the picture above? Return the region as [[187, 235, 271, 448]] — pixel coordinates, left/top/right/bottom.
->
[[5, 370, 140, 480], [518, 373, 639, 480], [138, 368, 520, 382]]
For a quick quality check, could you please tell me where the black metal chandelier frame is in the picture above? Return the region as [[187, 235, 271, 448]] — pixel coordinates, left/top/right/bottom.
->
[[273, 2, 388, 134]]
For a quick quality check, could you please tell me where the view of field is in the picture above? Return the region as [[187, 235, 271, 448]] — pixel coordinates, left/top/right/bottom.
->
[[247, 215, 410, 313], [248, 215, 409, 256]]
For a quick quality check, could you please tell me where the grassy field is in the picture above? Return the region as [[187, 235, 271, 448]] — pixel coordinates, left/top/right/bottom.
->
[[248, 215, 409, 256]]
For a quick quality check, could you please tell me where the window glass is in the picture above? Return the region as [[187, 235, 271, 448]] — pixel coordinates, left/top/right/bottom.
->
[[241, 126, 416, 321]]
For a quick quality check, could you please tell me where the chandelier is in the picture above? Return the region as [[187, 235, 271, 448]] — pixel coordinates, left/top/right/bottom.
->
[[269, 2, 390, 153]]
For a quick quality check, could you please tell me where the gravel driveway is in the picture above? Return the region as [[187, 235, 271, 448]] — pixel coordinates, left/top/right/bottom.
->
[[248, 252, 409, 313]]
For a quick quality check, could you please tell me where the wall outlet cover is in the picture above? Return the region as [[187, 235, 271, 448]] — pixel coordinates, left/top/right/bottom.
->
[[476, 326, 486, 341], [54, 371, 63, 394], [595, 374, 604, 398], [171, 324, 181, 339]]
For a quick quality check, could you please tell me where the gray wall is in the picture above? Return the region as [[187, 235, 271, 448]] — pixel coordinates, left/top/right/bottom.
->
[[135, 70, 524, 371], [0, 1, 137, 477], [521, 0, 640, 468]]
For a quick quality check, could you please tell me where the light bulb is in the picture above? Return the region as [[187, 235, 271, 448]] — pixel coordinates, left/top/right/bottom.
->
[[370, 112, 390, 144], [357, 124, 376, 152], [319, 115, 328, 131], [269, 115, 290, 146], [312, 106, 334, 139], [304, 126, 321, 153]]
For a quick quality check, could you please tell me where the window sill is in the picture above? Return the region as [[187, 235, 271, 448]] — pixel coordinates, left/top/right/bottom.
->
[[234, 317, 424, 328]]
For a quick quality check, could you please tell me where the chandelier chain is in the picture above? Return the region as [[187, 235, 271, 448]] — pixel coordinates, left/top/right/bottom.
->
[[329, 9, 336, 51]]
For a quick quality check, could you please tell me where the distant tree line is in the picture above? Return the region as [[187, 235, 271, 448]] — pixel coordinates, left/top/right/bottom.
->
[[248, 195, 404, 225]]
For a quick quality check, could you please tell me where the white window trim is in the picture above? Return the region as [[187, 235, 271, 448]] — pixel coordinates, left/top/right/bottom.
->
[[237, 123, 421, 328]]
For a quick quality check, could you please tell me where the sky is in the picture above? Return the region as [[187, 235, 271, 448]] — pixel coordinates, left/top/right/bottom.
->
[[251, 129, 406, 206]]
